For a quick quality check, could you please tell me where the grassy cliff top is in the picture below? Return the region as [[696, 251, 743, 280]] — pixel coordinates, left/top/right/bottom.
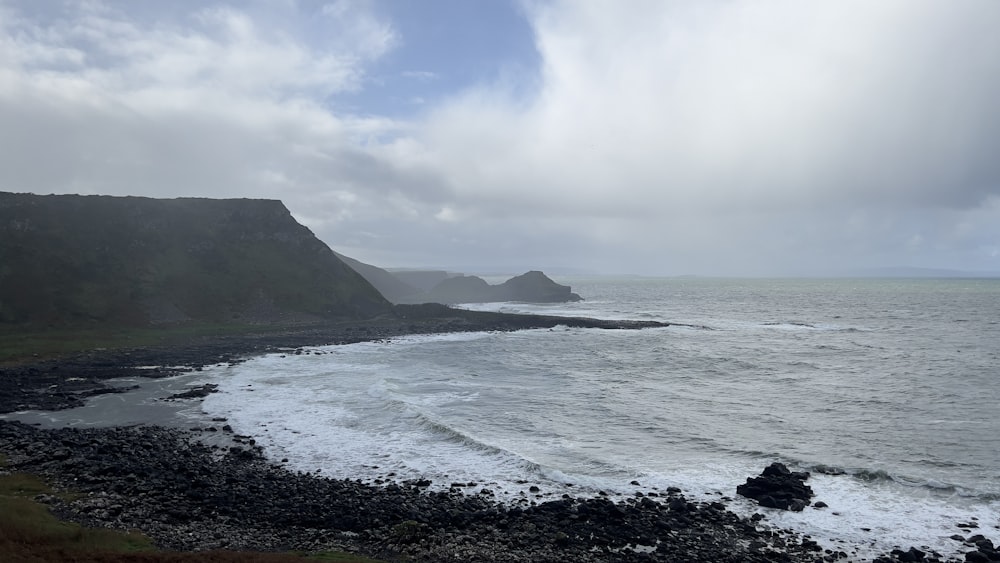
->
[[0, 192, 390, 335]]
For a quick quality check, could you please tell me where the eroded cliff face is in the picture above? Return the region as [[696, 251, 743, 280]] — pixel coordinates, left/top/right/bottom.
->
[[0, 192, 390, 327]]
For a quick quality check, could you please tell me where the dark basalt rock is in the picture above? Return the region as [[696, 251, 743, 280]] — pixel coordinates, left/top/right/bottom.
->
[[962, 536, 1000, 563], [164, 383, 219, 400], [1, 420, 835, 562], [3, 420, 992, 562], [737, 462, 814, 511]]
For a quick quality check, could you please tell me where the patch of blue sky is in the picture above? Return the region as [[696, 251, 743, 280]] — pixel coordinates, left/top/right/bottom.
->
[[333, 0, 542, 118]]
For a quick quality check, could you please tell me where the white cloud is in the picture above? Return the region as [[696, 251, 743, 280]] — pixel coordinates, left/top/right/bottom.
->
[[0, 1, 998, 275], [421, 1, 1000, 212], [397, 0, 1000, 273]]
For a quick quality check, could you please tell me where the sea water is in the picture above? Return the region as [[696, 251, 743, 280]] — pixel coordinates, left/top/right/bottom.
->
[[196, 277, 1000, 559]]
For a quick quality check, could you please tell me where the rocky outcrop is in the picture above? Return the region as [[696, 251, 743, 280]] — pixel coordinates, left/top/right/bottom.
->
[[334, 253, 583, 305], [955, 536, 1000, 563], [415, 271, 583, 305], [495, 271, 583, 303], [0, 192, 390, 327], [736, 462, 814, 511], [423, 275, 496, 304]]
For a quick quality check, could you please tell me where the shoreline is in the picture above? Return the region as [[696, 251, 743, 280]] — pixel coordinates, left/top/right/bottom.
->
[[0, 312, 994, 562], [0, 306, 672, 414], [4, 416, 991, 563], [1, 419, 833, 562]]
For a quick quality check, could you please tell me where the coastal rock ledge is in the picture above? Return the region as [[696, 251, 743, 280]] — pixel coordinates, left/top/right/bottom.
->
[[737, 462, 814, 511]]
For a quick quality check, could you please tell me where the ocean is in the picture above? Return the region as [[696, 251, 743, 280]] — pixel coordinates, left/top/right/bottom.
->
[[13, 277, 1000, 559]]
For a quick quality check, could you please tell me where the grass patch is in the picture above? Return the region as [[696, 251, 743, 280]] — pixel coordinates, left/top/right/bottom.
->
[[0, 322, 292, 365], [0, 472, 52, 497], [0, 473, 385, 562], [0, 473, 155, 559]]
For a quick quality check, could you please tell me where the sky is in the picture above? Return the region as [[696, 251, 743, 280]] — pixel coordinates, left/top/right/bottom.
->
[[2, 0, 999, 276]]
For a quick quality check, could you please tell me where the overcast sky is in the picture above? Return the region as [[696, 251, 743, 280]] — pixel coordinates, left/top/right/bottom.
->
[[2, 1, 999, 276]]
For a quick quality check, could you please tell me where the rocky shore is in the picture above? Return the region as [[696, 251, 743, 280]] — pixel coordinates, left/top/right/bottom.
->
[[1, 310, 993, 562], [4, 420, 993, 563], [1, 420, 832, 562], [0, 305, 677, 414]]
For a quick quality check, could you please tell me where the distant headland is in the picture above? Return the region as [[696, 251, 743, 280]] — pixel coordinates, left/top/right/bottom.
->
[[336, 252, 582, 305]]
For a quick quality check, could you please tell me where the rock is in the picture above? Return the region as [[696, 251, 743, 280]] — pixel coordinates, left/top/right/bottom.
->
[[890, 547, 926, 561], [974, 538, 996, 551], [736, 462, 813, 511], [164, 383, 220, 401]]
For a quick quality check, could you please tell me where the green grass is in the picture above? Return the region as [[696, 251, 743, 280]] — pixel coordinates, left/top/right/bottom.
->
[[0, 472, 156, 557], [0, 322, 291, 365], [0, 473, 387, 562], [0, 472, 55, 496]]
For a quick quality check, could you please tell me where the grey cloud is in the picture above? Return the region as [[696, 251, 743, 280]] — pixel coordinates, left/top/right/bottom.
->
[[2, 1, 999, 275]]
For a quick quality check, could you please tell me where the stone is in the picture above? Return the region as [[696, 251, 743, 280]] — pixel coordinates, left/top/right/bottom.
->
[[736, 462, 814, 511]]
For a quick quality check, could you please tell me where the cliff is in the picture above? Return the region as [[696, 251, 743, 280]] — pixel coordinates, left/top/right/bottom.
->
[[420, 271, 584, 304], [333, 252, 424, 304], [0, 192, 390, 328]]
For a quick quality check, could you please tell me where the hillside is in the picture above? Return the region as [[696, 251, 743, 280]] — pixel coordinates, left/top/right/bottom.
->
[[421, 271, 583, 304], [334, 252, 424, 303], [335, 254, 583, 305], [0, 192, 390, 329]]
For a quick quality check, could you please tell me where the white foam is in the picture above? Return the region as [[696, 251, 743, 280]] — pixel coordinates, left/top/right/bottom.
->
[[197, 327, 999, 560], [200, 347, 542, 497], [748, 474, 999, 560]]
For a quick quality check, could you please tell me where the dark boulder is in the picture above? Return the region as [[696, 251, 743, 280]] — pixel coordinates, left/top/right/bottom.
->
[[164, 383, 219, 401], [891, 547, 926, 561], [737, 462, 813, 511]]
